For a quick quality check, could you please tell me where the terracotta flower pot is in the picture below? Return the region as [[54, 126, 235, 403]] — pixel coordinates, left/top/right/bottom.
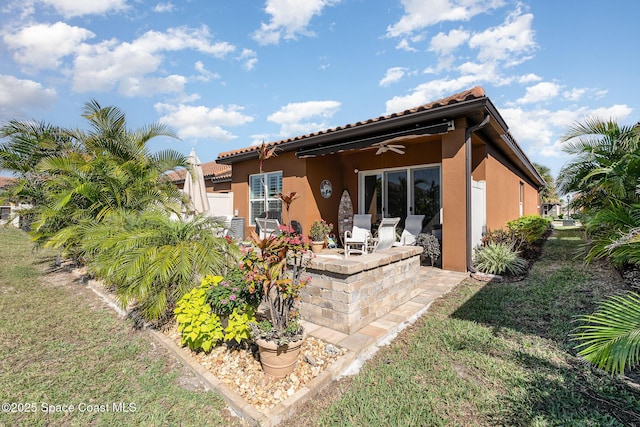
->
[[311, 240, 324, 254], [256, 337, 305, 378]]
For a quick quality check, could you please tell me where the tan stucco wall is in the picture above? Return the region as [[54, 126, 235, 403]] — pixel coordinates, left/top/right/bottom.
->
[[440, 118, 468, 272], [484, 147, 540, 232]]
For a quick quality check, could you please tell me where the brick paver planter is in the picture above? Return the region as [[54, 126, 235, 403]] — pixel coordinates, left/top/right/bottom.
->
[[302, 246, 424, 334]]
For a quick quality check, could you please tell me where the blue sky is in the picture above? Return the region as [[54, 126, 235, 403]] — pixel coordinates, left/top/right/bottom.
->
[[1, 0, 638, 178]]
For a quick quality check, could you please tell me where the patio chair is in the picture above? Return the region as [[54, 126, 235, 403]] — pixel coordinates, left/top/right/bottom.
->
[[255, 217, 281, 240], [372, 217, 401, 251], [344, 214, 373, 257], [397, 214, 425, 246]]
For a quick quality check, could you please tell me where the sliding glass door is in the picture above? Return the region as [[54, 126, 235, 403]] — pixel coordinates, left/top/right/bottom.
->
[[411, 167, 440, 231], [361, 165, 440, 232], [385, 170, 408, 221]]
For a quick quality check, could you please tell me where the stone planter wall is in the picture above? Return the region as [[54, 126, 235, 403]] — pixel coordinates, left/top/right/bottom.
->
[[300, 246, 423, 334]]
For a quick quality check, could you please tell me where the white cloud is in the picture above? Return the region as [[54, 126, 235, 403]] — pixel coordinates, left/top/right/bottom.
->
[[3, 23, 237, 96], [516, 81, 562, 104], [0, 75, 57, 117], [132, 27, 234, 58], [70, 26, 235, 94], [387, 0, 505, 38], [37, 0, 128, 17], [429, 28, 470, 55], [385, 6, 539, 114], [468, 9, 536, 65], [588, 104, 633, 122], [238, 49, 258, 71], [518, 73, 542, 83], [385, 75, 479, 113], [268, 100, 341, 137], [194, 61, 220, 82], [252, 0, 339, 45], [395, 33, 426, 52], [3, 21, 94, 70], [153, 2, 174, 13], [395, 38, 417, 52], [379, 67, 408, 87], [155, 103, 254, 140], [119, 75, 186, 97], [501, 103, 633, 159]]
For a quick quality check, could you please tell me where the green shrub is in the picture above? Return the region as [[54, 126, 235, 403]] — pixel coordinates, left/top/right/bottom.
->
[[481, 228, 522, 249], [174, 283, 224, 352], [506, 214, 551, 244], [223, 307, 256, 344], [175, 275, 258, 351], [474, 242, 527, 276]]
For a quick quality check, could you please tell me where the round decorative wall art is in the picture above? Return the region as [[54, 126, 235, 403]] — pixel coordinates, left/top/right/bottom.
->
[[320, 179, 332, 198]]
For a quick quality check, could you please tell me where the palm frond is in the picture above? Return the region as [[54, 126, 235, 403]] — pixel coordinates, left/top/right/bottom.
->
[[573, 292, 640, 375]]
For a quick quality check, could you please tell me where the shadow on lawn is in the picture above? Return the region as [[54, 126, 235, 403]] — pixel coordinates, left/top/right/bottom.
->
[[496, 349, 640, 426], [450, 229, 640, 425]]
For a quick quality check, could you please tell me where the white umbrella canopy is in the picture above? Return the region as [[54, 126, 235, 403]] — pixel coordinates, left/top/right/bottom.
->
[[183, 149, 210, 215]]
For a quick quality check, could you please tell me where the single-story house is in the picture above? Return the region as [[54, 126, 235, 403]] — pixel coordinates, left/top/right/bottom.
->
[[167, 160, 232, 193], [216, 87, 545, 272], [167, 160, 235, 217]]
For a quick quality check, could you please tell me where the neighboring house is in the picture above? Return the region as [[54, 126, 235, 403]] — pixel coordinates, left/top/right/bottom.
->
[[167, 160, 234, 217], [167, 160, 232, 193], [541, 202, 561, 217], [0, 176, 19, 226], [216, 87, 545, 272]]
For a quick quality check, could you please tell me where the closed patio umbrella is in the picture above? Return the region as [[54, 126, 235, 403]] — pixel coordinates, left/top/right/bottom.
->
[[183, 149, 210, 215]]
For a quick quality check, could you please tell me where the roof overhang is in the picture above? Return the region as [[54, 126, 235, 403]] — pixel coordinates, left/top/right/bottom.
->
[[296, 120, 454, 158]]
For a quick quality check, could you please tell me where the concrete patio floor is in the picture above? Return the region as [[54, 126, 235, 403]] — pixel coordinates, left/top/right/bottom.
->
[[147, 266, 468, 426]]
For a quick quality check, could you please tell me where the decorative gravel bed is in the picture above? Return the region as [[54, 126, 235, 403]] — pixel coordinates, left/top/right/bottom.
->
[[163, 324, 347, 412]]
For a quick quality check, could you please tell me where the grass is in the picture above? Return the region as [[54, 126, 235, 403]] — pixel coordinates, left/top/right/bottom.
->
[[0, 226, 244, 427], [283, 227, 640, 426]]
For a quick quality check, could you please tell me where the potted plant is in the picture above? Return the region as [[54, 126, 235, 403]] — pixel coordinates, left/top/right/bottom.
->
[[415, 233, 441, 267], [246, 227, 311, 377], [309, 219, 332, 253]]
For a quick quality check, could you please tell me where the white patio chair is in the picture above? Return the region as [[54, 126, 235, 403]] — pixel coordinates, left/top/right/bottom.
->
[[255, 218, 281, 240], [344, 214, 372, 258], [372, 217, 401, 251], [397, 214, 425, 246]]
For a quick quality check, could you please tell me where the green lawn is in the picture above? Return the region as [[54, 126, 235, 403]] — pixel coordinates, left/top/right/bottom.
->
[[0, 226, 244, 427], [285, 228, 640, 426]]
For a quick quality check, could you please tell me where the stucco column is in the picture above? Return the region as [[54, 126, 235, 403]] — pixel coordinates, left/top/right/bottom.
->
[[441, 118, 468, 272]]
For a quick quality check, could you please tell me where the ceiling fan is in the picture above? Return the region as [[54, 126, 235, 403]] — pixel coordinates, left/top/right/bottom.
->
[[371, 140, 405, 155]]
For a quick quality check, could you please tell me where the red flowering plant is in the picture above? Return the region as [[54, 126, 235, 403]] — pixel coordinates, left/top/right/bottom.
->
[[246, 225, 312, 346]]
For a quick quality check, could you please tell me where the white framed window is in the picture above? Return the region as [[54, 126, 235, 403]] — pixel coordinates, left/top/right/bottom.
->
[[249, 171, 282, 225]]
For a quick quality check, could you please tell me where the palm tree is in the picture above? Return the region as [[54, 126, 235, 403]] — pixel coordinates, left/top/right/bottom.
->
[[31, 100, 188, 257], [557, 118, 640, 211], [0, 120, 78, 225], [83, 210, 238, 323], [533, 163, 560, 215], [563, 119, 640, 375]]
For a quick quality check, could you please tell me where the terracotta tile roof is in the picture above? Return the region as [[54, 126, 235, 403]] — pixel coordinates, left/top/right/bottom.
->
[[166, 161, 231, 183], [217, 86, 486, 160], [0, 176, 17, 188]]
